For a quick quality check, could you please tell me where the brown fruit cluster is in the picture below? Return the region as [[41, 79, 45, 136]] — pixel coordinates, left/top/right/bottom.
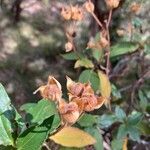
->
[[87, 32, 109, 50], [35, 76, 105, 125], [61, 5, 83, 21]]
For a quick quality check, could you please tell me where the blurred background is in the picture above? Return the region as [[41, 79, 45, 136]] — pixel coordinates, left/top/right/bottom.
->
[[1, 0, 149, 104], [0, 0, 150, 149], [0, 0, 149, 108]]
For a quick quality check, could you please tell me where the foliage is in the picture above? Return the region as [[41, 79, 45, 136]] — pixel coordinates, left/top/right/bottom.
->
[[0, 0, 150, 150]]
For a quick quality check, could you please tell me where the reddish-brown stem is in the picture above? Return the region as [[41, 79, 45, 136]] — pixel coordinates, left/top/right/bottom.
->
[[91, 12, 104, 29], [105, 9, 112, 76]]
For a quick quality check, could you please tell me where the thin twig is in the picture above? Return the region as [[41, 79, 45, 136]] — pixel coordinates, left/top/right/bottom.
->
[[91, 12, 104, 29], [105, 9, 112, 76], [107, 9, 112, 29]]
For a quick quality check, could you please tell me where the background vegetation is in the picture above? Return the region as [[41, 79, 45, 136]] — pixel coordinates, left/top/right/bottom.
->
[[0, 0, 149, 150]]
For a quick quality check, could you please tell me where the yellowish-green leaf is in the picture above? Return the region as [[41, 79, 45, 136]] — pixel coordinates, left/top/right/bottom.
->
[[74, 58, 94, 69], [50, 127, 96, 148], [98, 71, 111, 106], [122, 138, 128, 150]]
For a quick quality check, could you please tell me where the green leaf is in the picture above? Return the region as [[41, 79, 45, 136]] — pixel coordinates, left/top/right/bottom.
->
[[85, 127, 103, 150], [20, 103, 36, 112], [99, 114, 116, 128], [23, 99, 57, 125], [111, 139, 124, 150], [115, 106, 126, 121], [0, 110, 15, 146], [138, 90, 148, 111], [117, 124, 127, 139], [128, 126, 140, 141], [16, 115, 60, 150], [77, 114, 98, 127], [0, 83, 11, 114], [117, 124, 140, 141], [61, 52, 78, 60], [137, 121, 150, 135], [13, 107, 25, 134], [111, 84, 121, 100], [0, 145, 15, 150], [144, 44, 150, 54], [127, 111, 143, 126], [79, 69, 99, 91], [92, 50, 103, 62], [74, 58, 94, 69], [110, 42, 139, 58]]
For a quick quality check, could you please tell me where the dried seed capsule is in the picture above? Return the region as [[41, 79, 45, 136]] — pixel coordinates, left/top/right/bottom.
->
[[105, 0, 120, 9], [59, 100, 80, 124], [84, 0, 95, 13]]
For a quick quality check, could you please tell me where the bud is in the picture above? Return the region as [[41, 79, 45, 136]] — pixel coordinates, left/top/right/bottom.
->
[[34, 76, 62, 101], [105, 0, 120, 9], [130, 2, 141, 14], [61, 6, 72, 20], [59, 100, 80, 124], [84, 0, 95, 13], [65, 42, 73, 52]]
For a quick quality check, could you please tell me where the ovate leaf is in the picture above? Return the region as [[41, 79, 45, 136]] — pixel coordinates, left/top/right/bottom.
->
[[137, 121, 150, 135], [0, 83, 11, 114], [74, 58, 94, 69], [111, 139, 124, 150], [110, 42, 139, 58], [78, 114, 98, 127], [92, 50, 103, 62], [61, 52, 78, 60], [60, 147, 84, 150], [122, 138, 128, 150], [115, 106, 126, 122], [111, 84, 121, 100], [117, 124, 127, 139], [127, 111, 143, 126], [0, 145, 15, 150], [128, 126, 140, 141], [20, 103, 36, 112], [138, 90, 148, 112], [50, 127, 96, 148], [85, 127, 103, 150], [0, 111, 15, 146], [99, 114, 116, 128], [98, 71, 111, 105], [17, 115, 60, 150], [22, 99, 57, 125], [79, 70, 99, 91]]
